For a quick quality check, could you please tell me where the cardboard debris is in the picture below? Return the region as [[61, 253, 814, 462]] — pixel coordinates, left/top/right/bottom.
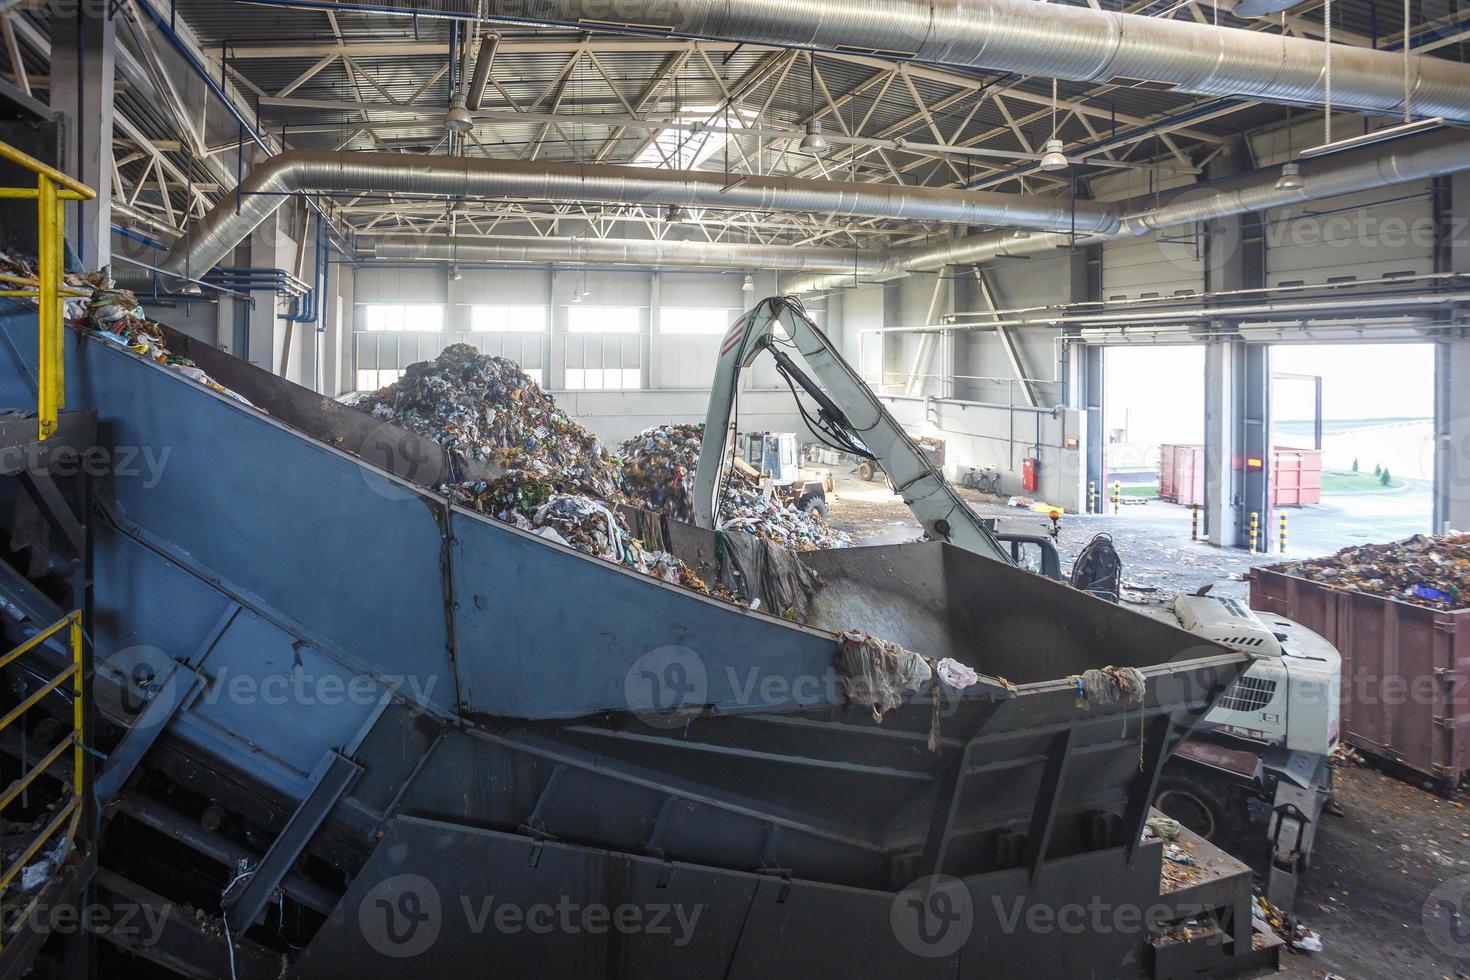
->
[[360, 343, 623, 501], [1270, 532, 1470, 610], [619, 423, 850, 551]]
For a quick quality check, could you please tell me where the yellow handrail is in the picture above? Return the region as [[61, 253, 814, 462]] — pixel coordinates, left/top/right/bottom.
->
[[0, 610, 85, 949], [0, 142, 96, 199], [0, 140, 97, 441]]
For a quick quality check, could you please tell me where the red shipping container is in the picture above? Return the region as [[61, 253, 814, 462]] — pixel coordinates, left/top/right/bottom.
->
[[1157, 444, 1322, 507], [1158, 444, 1205, 505], [1270, 448, 1322, 506]]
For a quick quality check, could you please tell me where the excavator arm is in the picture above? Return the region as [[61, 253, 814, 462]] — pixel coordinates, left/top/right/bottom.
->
[[694, 296, 1010, 563]]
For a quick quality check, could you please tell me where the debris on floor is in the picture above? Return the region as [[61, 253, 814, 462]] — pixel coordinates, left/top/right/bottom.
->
[[360, 343, 623, 501], [1253, 894, 1324, 953], [619, 422, 850, 550], [1268, 532, 1470, 610]]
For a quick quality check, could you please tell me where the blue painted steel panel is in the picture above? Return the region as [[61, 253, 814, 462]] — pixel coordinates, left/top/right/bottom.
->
[[447, 506, 843, 719], [188, 608, 382, 777]]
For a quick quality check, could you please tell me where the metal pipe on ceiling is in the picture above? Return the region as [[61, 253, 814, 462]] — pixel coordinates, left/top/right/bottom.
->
[[464, 33, 500, 111], [232, 0, 1470, 122], [785, 129, 1470, 292], [872, 291, 1470, 331], [367, 234, 886, 274], [156, 150, 1116, 280]]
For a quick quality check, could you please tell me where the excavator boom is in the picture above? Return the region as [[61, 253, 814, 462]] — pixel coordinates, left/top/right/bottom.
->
[[694, 296, 1010, 563]]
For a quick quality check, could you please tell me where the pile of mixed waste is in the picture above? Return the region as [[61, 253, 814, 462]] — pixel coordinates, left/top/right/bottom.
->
[[82, 288, 253, 405], [445, 474, 730, 600], [1270, 532, 1470, 610], [359, 344, 622, 501], [619, 423, 849, 551], [0, 250, 251, 406]]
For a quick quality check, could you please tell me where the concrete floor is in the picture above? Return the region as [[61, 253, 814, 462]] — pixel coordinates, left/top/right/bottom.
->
[[1278, 763, 1470, 979], [822, 471, 1432, 602]]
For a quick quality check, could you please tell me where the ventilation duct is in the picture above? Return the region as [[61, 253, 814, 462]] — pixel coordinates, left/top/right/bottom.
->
[[367, 234, 889, 275], [320, 0, 1470, 122], [157, 151, 1115, 281], [786, 130, 1470, 292]]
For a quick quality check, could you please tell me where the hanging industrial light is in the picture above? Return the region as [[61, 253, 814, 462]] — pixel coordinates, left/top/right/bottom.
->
[[1038, 78, 1068, 171], [801, 120, 827, 152], [800, 54, 826, 153], [665, 204, 686, 224], [444, 96, 473, 133], [742, 274, 755, 292], [1275, 106, 1303, 190], [1275, 161, 1304, 190], [1039, 138, 1069, 172], [450, 266, 463, 281]]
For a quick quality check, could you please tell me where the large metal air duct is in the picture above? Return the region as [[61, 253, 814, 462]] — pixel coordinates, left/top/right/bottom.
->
[[368, 234, 887, 275], [295, 0, 1470, 122], [786, 130, 1470, 292], [158, 151, 1115, 280]]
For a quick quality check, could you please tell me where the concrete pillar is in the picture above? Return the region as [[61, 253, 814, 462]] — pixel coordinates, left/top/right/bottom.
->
[[246, 210, 286, 373], [49, 3, 115, 268], [1435, 338, 1470, 532], [1203, 336, 1241, 548], [1434, 172, 1470, 533]]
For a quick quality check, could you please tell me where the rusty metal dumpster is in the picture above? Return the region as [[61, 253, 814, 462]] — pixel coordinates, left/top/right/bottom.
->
[[1251, 566, 1470, 789]]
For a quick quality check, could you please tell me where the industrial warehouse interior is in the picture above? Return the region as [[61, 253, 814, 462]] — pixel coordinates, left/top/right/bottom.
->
[[0, 0, 1467, 976]]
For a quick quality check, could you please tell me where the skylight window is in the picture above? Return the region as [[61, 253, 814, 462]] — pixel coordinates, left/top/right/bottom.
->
[[633, 106, 758, 171]]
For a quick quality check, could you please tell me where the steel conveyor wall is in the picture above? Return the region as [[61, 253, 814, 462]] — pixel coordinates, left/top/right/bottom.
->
[[0, 304, 1250, 978]]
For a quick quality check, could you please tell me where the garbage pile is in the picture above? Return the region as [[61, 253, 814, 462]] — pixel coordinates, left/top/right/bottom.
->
[[619, 424, 703, 521], [1270, 532, 1470, 610], [619, 423, 849, 550], [360, 344, 622, 501], [445, 475, 728, 599], [0, 248, 252, 407], [80, 287, 254, 405]]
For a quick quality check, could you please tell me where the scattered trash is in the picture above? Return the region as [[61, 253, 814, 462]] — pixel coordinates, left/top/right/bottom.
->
[[1253, 894, 1324, 953], [838, 630, 932, 722], [619, 423, 849, 550], [1163, 842, 1194, 865], [7, 258, 257, 406], [1145, 815, 1182, 841], [445, 478, 730, 600], [17, 831, 69, 893], [1270, 532, 1470, 610], [936, 657, 979, 690], [1069, 665, 1147, 707], [619, 423, 703, 522]]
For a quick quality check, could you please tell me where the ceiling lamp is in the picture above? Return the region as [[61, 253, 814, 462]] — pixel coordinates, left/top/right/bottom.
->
[[1038, 138, 1069, 172], [743, 274, 755, 292], [444, 96, 474, 133], [666, 205, 686, 224], [800, 120, 827, 152], [1274, 161, 1304, 190], [450, 266, 463, 281]]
